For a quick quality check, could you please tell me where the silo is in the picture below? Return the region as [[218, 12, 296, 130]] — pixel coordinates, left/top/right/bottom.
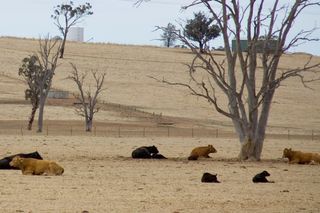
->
[[67, 27, 84, 42]]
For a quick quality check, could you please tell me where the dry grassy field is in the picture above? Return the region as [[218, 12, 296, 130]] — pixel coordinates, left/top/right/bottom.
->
[[0, 37, 320, 212]]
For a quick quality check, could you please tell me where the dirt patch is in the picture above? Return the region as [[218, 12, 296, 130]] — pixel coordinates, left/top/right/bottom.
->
[[0, 136, 319, 212]]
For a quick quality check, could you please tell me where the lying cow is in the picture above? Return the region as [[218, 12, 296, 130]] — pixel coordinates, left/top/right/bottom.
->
[[201, 172, 220, 183], [252, 170, 274, 183], [0, 151, 43, 170], [283, 148, 320, 164], [132, 145, 159, 159], [131, 145, 167, 159], [9, 156, 64, 176]]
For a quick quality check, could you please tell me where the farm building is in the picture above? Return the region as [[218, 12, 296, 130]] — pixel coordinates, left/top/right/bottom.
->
[[232, 39, 278, 53], [47, 89, 69, 99]]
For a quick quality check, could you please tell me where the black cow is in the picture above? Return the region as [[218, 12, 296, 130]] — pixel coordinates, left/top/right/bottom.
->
[[252, 170, 274, 183], [201, 172, 220, 183], [131, 146, 159, 159], [0, 151, 43, 170]]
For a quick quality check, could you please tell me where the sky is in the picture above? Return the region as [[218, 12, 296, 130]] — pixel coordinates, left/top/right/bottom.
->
[[0, 0, 320, 55]]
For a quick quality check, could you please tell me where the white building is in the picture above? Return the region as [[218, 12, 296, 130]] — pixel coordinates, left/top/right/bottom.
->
[[67, 27, 84, 42]]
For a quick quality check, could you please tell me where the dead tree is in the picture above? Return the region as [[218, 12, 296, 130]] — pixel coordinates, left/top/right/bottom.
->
[[19, 37, 61, 132], [37, 37, 61, 132], [68, 63, 106, 132], [154, 0, 320, 160]]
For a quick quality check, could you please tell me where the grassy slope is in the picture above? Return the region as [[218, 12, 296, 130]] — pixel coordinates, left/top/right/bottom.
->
[[0, 37, 319, 135]]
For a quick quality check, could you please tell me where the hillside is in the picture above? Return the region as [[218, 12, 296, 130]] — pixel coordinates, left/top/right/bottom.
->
[[0, 37, 319, 136], [1, 38, 320, 213]]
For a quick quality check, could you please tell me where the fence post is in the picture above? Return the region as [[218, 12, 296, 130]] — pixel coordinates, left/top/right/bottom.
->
[[216, 129, 219, 138], [71, 126, 73, 136], [46, 125, 49, 136], [118, 126, 121, 138]]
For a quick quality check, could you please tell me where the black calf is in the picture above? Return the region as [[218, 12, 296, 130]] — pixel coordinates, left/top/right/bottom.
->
[[131, 146, 159, 159], [201, 172, 220, 183], [252, 170, 274, 183]]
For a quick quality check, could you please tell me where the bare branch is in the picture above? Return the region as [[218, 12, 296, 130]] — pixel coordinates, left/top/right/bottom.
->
[[68, 64, 106, 131]]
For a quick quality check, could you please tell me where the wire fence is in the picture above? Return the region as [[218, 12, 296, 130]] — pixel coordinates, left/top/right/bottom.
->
[[0, 124, 319, 140]]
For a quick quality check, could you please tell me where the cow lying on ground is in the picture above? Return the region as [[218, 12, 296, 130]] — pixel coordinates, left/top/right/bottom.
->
[[188, 145, 217, 160], [283, 148, 320, 164], [9, 156, 64, 176], [131, 145, 167, 159], [252, 171, 274, 183], [201, 172, 220, 183], [0, 151, 43, 170]]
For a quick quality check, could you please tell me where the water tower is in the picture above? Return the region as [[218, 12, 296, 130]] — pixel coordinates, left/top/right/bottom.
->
[[67, 27, 84, 42]]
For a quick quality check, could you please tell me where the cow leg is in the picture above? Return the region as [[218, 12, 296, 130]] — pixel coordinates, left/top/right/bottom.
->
[[289, 159, 300, 164], [22, 170, 34, 175]]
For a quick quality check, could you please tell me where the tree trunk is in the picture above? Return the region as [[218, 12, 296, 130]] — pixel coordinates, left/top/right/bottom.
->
[[238, 133, 265, 161], [60, 32, 67, 58], [239, 137, 254, 160], [86, 119, 93, 132], [37, 96, 46, 133], [238, 90, 275, 161], [27, 104, 38, 130], [199, 41, 204, 53], [253, 90, 275, 160]]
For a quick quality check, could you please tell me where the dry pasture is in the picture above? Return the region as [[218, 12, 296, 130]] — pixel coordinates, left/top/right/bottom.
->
[[0, 37, 320, 212], [0, 136, 320, 212]]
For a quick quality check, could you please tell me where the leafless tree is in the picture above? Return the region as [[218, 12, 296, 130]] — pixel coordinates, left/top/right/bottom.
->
[[68, 63, 106, 132], [149, 0, 320, 160], [36, 37, 61, 132], [19, 37, 61, 132]]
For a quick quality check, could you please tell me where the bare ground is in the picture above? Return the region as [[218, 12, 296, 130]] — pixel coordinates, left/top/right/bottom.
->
[[0, 136, 319, 213]]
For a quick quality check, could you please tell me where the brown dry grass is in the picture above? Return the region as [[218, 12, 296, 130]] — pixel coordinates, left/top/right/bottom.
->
[[1, 37, 320, 132], [0, 37, 320, 212], [1, 136, 320, 212]]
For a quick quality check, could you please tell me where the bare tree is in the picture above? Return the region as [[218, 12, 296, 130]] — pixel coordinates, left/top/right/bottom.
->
[[52, 1, 93, 58], [36, 37, 61, 132], [152, 0, 320, 160], [19, 37, 61, 132], [68, 63, 106, 132]]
